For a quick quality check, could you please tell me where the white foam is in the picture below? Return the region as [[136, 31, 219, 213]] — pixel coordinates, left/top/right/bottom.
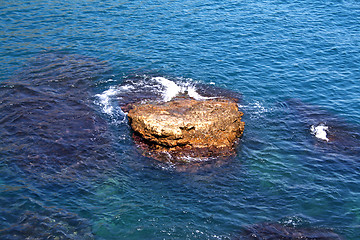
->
[[180, 155, 206, 163], [153, 77, 182, 102], [310, 124, 329, 142], [95, 86, 119, 115], [187, 86, 211, 100], [253, 101, 268, 113], [152, 77, 213, 102], [94, 85, 133, 123], [237, 100, 269, 119]]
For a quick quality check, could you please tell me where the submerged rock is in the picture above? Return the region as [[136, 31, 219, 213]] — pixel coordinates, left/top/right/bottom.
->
[[127, 98, 245, 163], [0, 52, 115, 181], [240, 222, 343, 240], [0, 209, 94, 240], [285, 98, 360, 155]]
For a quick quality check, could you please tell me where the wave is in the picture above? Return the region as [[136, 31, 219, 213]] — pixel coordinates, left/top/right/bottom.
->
[[94, 85, 130, 124], [152, 76, 214, 102], [94, 75, 220, 119]]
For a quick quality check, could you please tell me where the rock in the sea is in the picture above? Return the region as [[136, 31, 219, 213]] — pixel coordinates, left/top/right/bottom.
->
[[0, 52, 114, 181], [240, 222, 343, 240], [0, 210, 94, 240], [127, 98, 245, 163]]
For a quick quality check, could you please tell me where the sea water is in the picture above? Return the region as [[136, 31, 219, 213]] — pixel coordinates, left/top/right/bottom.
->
[[1, 0, 360, 239]]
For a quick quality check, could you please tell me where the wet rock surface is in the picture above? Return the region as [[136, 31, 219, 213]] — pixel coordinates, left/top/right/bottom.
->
[[127, 98, 245, 163], [240, 222, 343, 240]]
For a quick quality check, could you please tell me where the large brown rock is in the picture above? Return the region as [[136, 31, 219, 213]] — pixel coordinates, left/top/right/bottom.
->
[[127, 98, 245, 163]]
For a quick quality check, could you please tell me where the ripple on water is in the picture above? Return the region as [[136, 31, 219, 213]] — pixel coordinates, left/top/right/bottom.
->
[[1, 0, 360, 238]]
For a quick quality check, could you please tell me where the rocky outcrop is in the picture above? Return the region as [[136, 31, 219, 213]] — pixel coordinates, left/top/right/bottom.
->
[[127, 98, 245, 163]]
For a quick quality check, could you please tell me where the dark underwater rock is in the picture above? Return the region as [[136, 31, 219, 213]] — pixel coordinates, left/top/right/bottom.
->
[[0, 52, 115, 180], [0, 209, 93, 240], [286, 98, 360, 154], [240, 222, 343, 240], [126, 98, 245, 164]]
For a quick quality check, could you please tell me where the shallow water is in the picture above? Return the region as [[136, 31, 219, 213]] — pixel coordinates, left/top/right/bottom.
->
[[1, 0, 360, 239]]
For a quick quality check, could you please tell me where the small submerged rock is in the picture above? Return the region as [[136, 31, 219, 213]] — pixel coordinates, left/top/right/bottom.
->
[[286, 98, 360, 154], [126, 97, 245, 164], [0, 209, 94, 240], [240, 222, 343, 240]]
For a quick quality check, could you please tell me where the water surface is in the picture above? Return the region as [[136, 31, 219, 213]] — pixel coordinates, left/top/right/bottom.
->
[[1, 0, 360, 239]]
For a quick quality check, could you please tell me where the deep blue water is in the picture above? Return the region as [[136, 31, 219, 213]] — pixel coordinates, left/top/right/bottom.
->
[[1, 0, 360, 239]]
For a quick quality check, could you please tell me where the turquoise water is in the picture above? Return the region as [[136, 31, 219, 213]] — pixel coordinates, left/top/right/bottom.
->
[[1, 0, 360, 239]]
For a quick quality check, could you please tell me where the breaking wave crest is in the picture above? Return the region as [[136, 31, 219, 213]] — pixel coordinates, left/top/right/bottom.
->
[[94, 84, 130, 124], [94, 75, 229, 120], [153, 76, 214, 102]]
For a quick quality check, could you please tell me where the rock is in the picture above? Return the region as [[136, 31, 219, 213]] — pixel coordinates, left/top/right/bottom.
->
[[127, 98, 245, 163], [0, 210, 94, 240], [286, 98, 360, 155], [240, 222, 343, 240], [0, 52, 114, 181]]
